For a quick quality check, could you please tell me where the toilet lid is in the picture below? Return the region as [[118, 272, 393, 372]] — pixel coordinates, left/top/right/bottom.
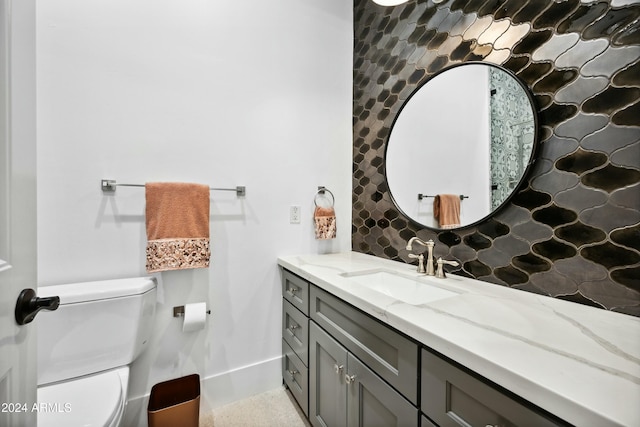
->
[[37, 368, 125, 427]]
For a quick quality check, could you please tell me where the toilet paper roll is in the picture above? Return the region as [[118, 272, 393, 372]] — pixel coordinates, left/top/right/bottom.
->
[[182, 302, 207, 332]]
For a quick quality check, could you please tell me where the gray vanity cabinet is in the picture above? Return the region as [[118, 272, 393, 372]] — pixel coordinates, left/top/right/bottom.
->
[[281, 266, 570, 427], [309, 322, 418, 427], [282, 270, 310, 416]]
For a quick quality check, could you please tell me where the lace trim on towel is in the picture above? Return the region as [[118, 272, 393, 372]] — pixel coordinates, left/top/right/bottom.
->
[[315, 216, 336, 240], [441, 224, 461, 229], [146, 238, 210, 273]]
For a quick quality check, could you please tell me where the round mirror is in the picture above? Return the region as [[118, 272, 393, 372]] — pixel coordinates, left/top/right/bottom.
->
[[385, 62, 537, 230]]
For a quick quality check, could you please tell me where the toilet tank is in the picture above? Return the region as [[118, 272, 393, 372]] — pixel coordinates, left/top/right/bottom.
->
[[37, 277, 157, 386]]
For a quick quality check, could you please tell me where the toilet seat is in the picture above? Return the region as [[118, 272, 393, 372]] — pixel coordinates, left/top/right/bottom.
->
[[37, 367, 129, 427]]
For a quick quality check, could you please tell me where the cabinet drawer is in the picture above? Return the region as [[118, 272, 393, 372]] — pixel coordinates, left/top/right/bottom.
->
[[421, 349, 562, 427], [283, 339, 309, 417], [282, 270, 309, 315], [283, 299, 309, 366], [310, 285, 418, 404]]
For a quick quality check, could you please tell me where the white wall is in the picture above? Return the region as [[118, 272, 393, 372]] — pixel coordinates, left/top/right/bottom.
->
[[36, 0, 352, 423]]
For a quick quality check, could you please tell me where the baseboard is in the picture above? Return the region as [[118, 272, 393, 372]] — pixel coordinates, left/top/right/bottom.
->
[[200, 355, 283, 411], [124, 355, 283, 427]]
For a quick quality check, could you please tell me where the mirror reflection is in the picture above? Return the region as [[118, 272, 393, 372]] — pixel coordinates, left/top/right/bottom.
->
[[385, 63, 537, 230]]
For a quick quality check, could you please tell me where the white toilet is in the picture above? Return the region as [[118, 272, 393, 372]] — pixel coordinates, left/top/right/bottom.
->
[[37, 277, 157, 427]]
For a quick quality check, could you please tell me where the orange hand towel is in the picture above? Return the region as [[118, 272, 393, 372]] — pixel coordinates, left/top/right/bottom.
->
[[145, 182, 210, 273], [314, 206, 336, 240], [433, 194, 461, 229]]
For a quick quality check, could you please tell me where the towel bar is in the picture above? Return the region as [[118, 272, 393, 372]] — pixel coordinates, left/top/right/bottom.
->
[[101, 179, 246, 197], [418, 194, 468, 201]]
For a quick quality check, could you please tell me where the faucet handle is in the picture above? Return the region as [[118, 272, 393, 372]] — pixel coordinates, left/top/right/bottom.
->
[[408, 253, 425, 274], [435, 257, 459, 279]]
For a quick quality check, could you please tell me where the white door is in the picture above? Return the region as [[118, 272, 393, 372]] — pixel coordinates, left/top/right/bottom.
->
[[0, 0, 38, 425]]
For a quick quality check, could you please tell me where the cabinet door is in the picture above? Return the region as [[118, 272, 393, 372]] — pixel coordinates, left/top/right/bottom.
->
[[347, 354, 418, 427], [309, 322, 347, 427]]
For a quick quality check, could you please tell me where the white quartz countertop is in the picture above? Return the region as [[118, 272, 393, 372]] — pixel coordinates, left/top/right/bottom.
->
[[278, 252, 640, 427]]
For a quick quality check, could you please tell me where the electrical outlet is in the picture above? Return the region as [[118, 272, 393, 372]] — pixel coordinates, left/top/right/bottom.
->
[[290, 205, 301, 224]]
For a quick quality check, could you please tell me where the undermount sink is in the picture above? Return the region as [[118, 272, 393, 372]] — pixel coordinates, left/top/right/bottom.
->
[[340, 269, 459, 305]]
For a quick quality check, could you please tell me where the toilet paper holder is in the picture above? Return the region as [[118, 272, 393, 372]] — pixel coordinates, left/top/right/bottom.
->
[[173, 305, 211, 317]]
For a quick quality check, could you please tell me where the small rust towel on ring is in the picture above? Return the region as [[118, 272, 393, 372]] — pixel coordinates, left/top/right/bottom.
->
[[145, 182, 210, 273]]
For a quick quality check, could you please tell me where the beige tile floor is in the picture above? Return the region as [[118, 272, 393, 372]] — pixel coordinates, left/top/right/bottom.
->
[[200, 387, 310, 427]]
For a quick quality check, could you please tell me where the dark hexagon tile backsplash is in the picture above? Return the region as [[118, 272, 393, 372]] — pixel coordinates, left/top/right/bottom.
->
[[352, 0, 640, 316]]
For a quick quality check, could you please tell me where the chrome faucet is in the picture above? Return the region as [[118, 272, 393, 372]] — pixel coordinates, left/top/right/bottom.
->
[[405, 237, 435, 276]]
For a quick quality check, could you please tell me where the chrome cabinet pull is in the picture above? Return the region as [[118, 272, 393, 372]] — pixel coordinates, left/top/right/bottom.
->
[[288, 322, 298, 330], [287, 287, 298, 295], [334, 364, 344, 375], [288, 369, 298, 377], [345, 374, 357, 384]]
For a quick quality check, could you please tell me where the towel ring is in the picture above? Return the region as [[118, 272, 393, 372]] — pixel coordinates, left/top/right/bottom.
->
[[314, 186, 335, 207]]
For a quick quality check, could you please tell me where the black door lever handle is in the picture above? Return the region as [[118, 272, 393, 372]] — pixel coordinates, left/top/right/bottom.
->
[[15, 288, 60, 325]]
